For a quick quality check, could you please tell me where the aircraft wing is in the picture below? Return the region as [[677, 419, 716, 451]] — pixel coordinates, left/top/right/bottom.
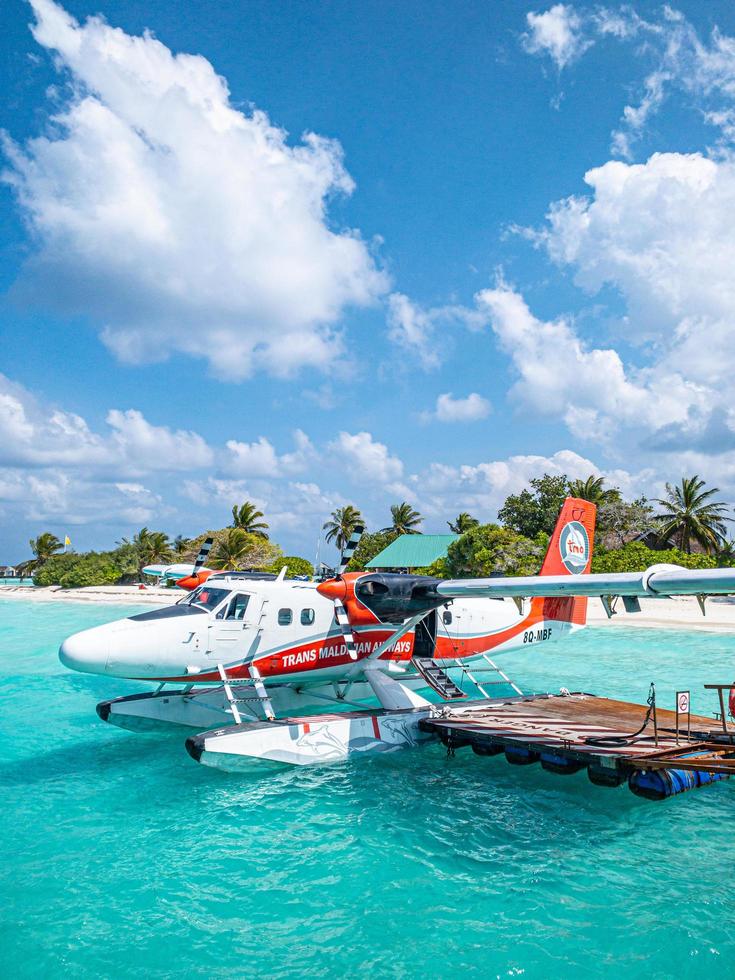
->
[[435, 565, 735, 600], [142, 562, 203, 580]]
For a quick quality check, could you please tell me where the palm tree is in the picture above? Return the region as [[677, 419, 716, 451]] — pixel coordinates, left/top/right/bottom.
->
[[654, 476, 731, 553], [173, 535, 191, 558], [383, 502, 423, 535], [567, 476, 621, 506], [144, 531, 173, 565], [231, 501, 269, 538], [119, 528, 173, 576], [323, 505, 364, 552], [210, 529, 265, 571], [448, 512, 479, 534], [16, 532, 63, 574]]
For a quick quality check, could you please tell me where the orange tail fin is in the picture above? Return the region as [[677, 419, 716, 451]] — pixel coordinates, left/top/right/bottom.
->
[[536, 496, 597, 626]]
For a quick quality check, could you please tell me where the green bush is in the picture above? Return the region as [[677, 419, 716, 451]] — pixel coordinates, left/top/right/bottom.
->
[[268, 556, 314, 577], [34, 551, 123, 588], [444, 525, 546, 578], [591, 542, 718, 574]]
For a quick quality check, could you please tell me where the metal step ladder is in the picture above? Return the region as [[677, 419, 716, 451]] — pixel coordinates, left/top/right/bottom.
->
[[412, 657, 467, 701], [217, 662, 276, 723], [456, 654, 523, 698]]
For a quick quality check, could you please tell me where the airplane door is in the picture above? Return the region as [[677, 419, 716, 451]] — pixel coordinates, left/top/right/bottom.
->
[[207, 593, 252, 656]]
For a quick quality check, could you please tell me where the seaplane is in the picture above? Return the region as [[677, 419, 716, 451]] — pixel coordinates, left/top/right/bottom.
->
[[59, 499, 735, 771]]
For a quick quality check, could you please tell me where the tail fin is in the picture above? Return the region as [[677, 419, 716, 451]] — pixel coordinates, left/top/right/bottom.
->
[[540, 497, 596, 576], [536, 497, 596, 626]]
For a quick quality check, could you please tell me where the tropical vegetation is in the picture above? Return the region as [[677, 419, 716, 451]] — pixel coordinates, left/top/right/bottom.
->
[[13, 473, 735, 588], [383, 502, 423, 535], [16, 533, 64, 575], [209, 529, 280, 571], [653, 476, 731, 553], [231, 501, 269, 538], [447, 512, 479, 533], [323, 505, 364, 551]]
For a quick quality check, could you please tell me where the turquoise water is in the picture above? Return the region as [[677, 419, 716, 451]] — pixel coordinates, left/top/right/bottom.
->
[[0, 578, 35, 586], [1, 600, 735, 979]]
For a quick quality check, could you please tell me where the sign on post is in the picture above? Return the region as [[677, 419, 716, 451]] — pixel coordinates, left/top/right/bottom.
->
[[676, 690, 691, 743]]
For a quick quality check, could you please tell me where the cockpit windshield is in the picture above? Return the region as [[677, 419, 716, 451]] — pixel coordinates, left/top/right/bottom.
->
[[179, 586, 230, 612]]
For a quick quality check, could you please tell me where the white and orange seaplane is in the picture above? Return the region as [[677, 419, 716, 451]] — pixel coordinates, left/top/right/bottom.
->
[[59, 499, 735, 770]]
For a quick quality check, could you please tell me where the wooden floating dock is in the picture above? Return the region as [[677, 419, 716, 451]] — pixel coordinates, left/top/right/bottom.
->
[[420, 692, 735, 794]]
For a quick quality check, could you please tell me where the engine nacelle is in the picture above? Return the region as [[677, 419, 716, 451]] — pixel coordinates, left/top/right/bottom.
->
[[317, 572, 447, 625]]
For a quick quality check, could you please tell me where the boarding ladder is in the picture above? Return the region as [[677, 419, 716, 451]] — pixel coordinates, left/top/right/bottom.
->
[[456, 655, 524, 699], [216, 599, 276, 723], [412, 658, 467, 700], [413, 654, 523, 701]]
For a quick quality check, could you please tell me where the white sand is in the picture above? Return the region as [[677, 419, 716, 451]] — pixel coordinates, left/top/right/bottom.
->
[[586, 595, 735, 633], [0, 584, 176, 606], [2, 584, 735, 632]]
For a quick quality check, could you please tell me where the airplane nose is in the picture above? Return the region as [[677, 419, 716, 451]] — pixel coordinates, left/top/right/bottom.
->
[[59, 626, 110, 675]]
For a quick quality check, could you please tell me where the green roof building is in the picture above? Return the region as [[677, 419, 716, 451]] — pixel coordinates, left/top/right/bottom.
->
[[365, 534, 460, 570]]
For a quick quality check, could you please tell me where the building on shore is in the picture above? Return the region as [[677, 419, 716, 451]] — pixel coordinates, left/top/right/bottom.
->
[[366, 534, 459, 573]]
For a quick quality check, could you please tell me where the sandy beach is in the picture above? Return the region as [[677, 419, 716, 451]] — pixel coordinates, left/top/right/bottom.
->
[[0, 584, 176, 606], [2, 584, 735, 632]]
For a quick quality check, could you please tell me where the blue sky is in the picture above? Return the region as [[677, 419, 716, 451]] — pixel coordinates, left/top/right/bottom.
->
[[2, 0, 735, 563]]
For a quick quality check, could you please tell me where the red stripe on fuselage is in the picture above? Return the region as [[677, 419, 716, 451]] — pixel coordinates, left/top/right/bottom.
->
[[143, 596, 583, 683]]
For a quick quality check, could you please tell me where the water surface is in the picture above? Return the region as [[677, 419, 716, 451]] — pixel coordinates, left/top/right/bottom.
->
[[1, 600, 734, 979]]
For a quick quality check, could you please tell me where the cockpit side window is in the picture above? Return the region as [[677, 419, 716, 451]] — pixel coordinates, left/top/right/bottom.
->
[[223, 593, 250, 621]]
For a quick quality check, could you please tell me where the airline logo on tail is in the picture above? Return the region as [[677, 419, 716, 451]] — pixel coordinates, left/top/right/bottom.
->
[[559, 521, 589, 574]]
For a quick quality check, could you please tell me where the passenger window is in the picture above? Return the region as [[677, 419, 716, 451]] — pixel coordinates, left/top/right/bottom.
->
[[442, 610, 452, 625], [278, 608, 293, 626], [300, 608, 315, 626]]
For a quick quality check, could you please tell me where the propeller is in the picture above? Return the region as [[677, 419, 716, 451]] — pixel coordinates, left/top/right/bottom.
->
[[329, 524, 365, 660], [193, 536, 214, 573], [175, 537, 215, 590], [337, 524, 364, 575]]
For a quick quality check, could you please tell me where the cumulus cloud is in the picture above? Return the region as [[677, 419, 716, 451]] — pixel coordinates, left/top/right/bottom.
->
[[329, 431, 404, 484], [3, 0, 388, 380], [224, 429, 316, 478], [434, 392, 491, 423], [0, 374, 214, 474], [475, 281, 711, 443], [537, 152, 735, 425], [522, 4, 591, 70], [400, 448, 653, 525]]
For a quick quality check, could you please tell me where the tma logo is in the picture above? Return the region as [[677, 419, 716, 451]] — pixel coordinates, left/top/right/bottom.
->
[[559, 521, 589, 574]]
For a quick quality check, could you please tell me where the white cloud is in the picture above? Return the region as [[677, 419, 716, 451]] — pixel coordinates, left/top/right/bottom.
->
[[522, 6, 735, 156], [0, 375, 214, 474], [476, 280, 713, 444], [386, 293, 441, 370], [522, 4, 591, 70], [107, 409, 213, 472], [224, 429, 316, 478], [329, 431, 404, 484], [401, 448, 654, 525], [386, 292, 486, 369], [434, 392, 491, 423], [3, 0, 388, 380]]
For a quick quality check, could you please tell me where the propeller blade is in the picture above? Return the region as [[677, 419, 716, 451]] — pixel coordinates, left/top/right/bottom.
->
[[193, 537, 214, 572], [333, 597, 358, 661], [337, 524, 365, 576]]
